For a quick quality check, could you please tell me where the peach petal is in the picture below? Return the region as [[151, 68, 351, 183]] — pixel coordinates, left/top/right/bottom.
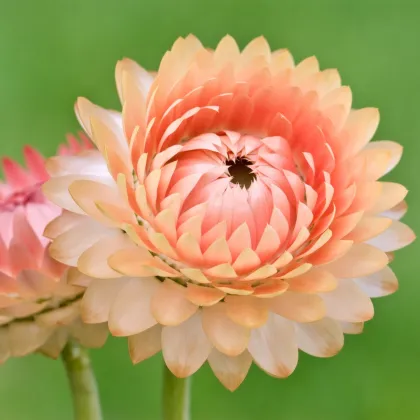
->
[[108, 277, 160, 336], [208, 349, 252, 391], [66, 268, 93, 288], [162, 312, 212, 378], [308, 239, 353, 266], [280, 263, 312, 279], [270, 292, 326, 323], [321, 279, 374, 322], [176, 232, 203, 265], [366, 220, 415, 252], [296, 318, 344, 357], [248, 313, 298, 378], [38, 329, 69, 359], [214, 35, 241, 68], [345, 216, 392, 242], [151, 280, 198, 326], [342, 108, 380, 157], [154, 208, 178, 245], [381, 200, 407, 221], [368, 182, 407, 214], [224, 295, 268, 328], [339, 321, 364, 335], [78, 231, 132, 278], [203, 237, 232, 266], [69, 320, 109, 348], [202, 304, 250, 356], [227, 223, 252, 260], [253, 279, 289, 298], [323, 243, 389, 278], [128, 325, 162, 364], [353, 266, 398, 298], [215, 283, 254, 296], [186, 284, 225, 306], [270, 49, 294, 73], [255, 225, 281, 262], [81, 278, 129, 323], [180, 268, 210, 284], [287, 268, 337, 293], [44, 211, 86, 240], [205, 263, 237, 279], [364, 140, 402, 175], [49, 220, 115, 266], [9, 322, 53, 357], [232, 248, 262, 274], [243, 265, 277, 281], [273, 252, 293, 269]]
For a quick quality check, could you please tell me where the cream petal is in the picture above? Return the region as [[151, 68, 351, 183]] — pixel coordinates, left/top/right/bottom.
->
[[368, 182, 407, 214], [321, 279, 374, 322], [186, 283, 225, 306], [78, 231, 133, 278], [70, 320, 109, 348], [81, 278, 129, 323], [342, 108, 380, 156], [296, 318, 344, 357], [109, 277, 160, 336], [322, 243, 389, 278], [270, 292, 325, 322], [208, 349, 252, 391], [44, 211, 86, 240], [180, 268, 210, 284], [151, 280, 198, 326], [0, 328, 10, 363], [66, 268, 94, 287], [38, 328, 69, 359], [287, 268, 337, 293], [366, 220, 415, 252], [36, 303, 79, 327], [224, 295, 268, 328], [353, 266, 398, 298], [115, 58, 153, 103], [248, 313, 298, 378], [339, 321, 364, 335], [128, 324, 162, 364], [364, 140, 403, 175], [202, 304, 250, 356], [50, 220, 115, 266], [380, 201, 407, 221], [75, 97, 126, 149], [345, 216, 392, 242], [9, 322, 53, 357], [162, 312, 212, 377]]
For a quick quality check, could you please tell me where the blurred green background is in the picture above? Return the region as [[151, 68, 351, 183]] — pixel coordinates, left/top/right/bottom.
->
[[0, 0, 419, 419]]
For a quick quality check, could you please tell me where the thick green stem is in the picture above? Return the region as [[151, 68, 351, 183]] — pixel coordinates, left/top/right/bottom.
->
[[61, 341, 102, 420], [162, 364, 191, 420]]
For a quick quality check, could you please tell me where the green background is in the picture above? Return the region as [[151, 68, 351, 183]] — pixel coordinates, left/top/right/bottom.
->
[[0, 0, 419, 419]]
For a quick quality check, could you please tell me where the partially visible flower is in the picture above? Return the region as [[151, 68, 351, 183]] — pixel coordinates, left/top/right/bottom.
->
[[0, 134, 107, 362], [44, 36, 414, 390]]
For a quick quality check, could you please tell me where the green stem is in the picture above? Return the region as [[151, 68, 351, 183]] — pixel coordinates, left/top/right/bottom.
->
[[162, 364, 191, 420], [61, 341, 102, 420]]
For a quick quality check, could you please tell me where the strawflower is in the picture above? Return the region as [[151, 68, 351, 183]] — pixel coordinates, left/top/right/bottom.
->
[[44, 35, 414, 393], [0, 135, 107, 362]]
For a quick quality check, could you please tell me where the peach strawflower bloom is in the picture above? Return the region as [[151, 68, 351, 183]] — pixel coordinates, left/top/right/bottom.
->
[[0, 135, 108, 362], [43, 35, 414, 390]]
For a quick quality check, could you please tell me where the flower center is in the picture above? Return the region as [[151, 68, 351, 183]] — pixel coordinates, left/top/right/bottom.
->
[[226, 157, 256, 189]]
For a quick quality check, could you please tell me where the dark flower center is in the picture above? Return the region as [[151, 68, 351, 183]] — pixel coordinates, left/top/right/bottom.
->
[[227, 157, 256, 189]]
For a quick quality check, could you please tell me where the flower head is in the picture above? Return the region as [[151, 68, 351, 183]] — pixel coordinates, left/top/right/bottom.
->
[[0, 134, 107, 362], [44, 35, 414, 390]]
